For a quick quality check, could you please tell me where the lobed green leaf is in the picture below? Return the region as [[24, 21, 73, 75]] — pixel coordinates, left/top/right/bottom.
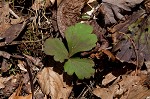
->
[[65, 23, 98, 57], [44, 38, 68, 62], [64, 58, 95, 79]]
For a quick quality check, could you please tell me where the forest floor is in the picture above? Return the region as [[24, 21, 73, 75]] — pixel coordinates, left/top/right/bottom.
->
[[0, 0, 150, 99]]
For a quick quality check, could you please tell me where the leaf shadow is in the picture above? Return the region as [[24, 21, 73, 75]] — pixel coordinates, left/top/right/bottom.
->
[[43, 55, 73, 85]]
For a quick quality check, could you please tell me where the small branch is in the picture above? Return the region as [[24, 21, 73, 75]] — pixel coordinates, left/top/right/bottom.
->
[[9, 8, 20, 19], [118, 32, 139, 75]]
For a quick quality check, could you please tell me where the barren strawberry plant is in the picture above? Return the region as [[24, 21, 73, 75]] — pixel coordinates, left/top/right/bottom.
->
[[0, 0, 150, 99]]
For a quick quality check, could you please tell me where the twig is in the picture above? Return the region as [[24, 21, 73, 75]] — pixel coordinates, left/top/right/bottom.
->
[[24, 58, 34, 99], [0, 36, 49, 47], [118, 31, 139, 75], [9, 8, 20, 19]]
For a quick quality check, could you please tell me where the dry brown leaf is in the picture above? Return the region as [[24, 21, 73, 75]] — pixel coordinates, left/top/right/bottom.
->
[[100, 3, 117, 24], [0, 2, 11, 35], [102, 49, 116, 61], [14, 94, 32, 99], [34, 89, 45, 99], [32, 0, 52, 10], [57, 0, 63, 6], [0, 2, 9, 22], [113, 75, 141, 98], [24, 54, 43, 67], [1, 74, 21, 97], [0, 23, 11, 36], [9, 93, 32, 99], [101, 0, 143, 24], [93, 75, 144, 98], [37, 67, 72, 99], [117, 74, 150, 99], [9, 80, 32, 99], [125, 84, 150, 99], [111, 10, 146, 65], [1, 58, 11, 72], [0, 17, 31, 44], [115, 75, 146, 98], [0, 51, 11, 59], [102, 73, 117, 86], [145, 61, 150, 72], [0, 23, 24, 43], [93, 86, 114, 99], [102, 0, 143, 11], [0, 76, 14, 89], [17, 60, 27, 72]]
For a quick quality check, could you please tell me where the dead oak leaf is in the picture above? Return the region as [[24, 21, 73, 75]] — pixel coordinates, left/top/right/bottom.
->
[[102, 0, 143, 11], [111, 10, 150, 67], [37, 67, 72, 99], [101, 0, 143, 24]]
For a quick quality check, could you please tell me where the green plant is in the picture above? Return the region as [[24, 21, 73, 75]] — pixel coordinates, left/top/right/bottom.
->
[[44, 23, 97, 79]]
